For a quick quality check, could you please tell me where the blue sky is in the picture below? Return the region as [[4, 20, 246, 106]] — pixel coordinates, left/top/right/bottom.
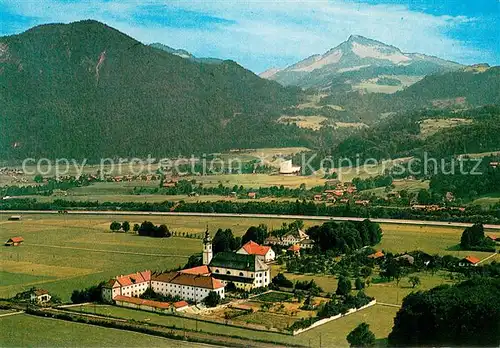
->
[[0, 0, 498, 73]]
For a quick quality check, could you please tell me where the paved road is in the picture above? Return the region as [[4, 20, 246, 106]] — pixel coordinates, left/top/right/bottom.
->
[[3, 209, 500, 229]]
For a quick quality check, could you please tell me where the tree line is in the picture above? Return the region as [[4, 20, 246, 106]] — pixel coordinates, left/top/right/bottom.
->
[[2, 197, 500, 224]]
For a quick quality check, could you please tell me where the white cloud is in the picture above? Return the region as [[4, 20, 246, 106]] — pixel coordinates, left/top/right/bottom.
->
[[1, 0, 484, 72]]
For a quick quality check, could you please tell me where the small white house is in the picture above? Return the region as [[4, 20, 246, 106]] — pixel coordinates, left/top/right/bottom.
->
[[30, 289, 51, 304]]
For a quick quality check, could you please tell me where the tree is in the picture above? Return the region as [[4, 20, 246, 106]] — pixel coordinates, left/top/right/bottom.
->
[[121, 221, 130, 232], [408, 276, 420, 288], [336, 276, 352, 296], [203, 291, 221, 307], [184, 253, 202, 269], [212, 228, 237, 253], [355, 277, 365, 290], [388, 277, 500, 346], [34, 174, 44, 183], [157, 224, 171, 238], [359, 266, 372, 278], [133, 223, 140, 232], [110, 221, 121, 231], [241, 224, 268, 245], [460, 223, 494, 250], [347, 323, 376, 347], [272, 273, 293, 288]]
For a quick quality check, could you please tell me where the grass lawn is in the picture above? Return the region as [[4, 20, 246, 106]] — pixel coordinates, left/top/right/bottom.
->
[[253, 291, 293, 302], [470, 193, 500, 208], [235, 311, 297, 330], [376, 223, 495, 260], [0, 314, 205, 347], [67, 303, 397, 347], [19, 194, 297, 204], [0, 214, 201, 301], [364, 179, 429, 197], [0, 271, 56, 286], [419, 118, 472, 138], [181, 173, 327, 188], [2, 212, 493, 301]]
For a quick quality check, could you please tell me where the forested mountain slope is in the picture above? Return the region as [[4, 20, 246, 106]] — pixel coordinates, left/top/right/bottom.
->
[[0, 20, 304, 159]]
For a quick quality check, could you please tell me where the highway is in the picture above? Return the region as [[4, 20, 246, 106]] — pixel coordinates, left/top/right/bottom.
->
[[2, 209, 500, 229]]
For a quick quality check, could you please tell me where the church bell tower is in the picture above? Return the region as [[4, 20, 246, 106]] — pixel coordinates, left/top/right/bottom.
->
[[202, 229, 213, 265]]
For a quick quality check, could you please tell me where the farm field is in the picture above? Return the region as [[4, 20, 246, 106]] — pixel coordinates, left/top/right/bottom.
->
[[181, 173, 327, 188], [363, 179, 429, 197], [0, 314, 207, 347], [17, 193, 297, 204], [281, 269, 461, 305], [1, 213, 496, 301], [67, 302, 398, 347], [470, 193, 500, 207], [419, 118, 472, 138], [277, 115, 330, 130], [1, 212, 495, 345], [0, 147, 311, 185], [376, 223, 496, 260]]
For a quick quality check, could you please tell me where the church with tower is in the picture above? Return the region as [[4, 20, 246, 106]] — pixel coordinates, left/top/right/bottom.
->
[[199, 230, 271, 291], [102, 230, 271, 304]]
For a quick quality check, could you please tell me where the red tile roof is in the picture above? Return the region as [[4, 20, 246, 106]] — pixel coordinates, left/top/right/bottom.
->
[[368, 251, 385, 259], [179, 265, 211, 276], [8, 236, 24, 243], [173, 300, 189, 309], [151, 271, 178, 283], [114, 296, 172, 309], [103, 279, 121, 288], [241, 241, 271, 256], [463, 256, 481, 264], [33, 289, 49, 296], [288, 244, 301, 252], [170, 273, 224, 290], [152, 271, 224, 290], [116, 270, 151, 287]]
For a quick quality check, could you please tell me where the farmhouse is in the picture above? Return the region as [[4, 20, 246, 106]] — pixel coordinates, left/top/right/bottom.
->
[[5, 236, 24, 246], [8, 215, 21, 221], [459, 255, 481, 267], [263, 229, 314, 248], [368, 251, 385, 259], [30, 289, 51, 304], [280, 229, 310, 246], [298, 238, 315, 249], [237, 240, 275, 262]]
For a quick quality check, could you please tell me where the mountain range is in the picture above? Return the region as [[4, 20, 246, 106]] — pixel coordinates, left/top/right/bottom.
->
[[0, 20, 303, 159], [149, 43, 224, 65], [0, 20, 498, 160], [261, 35, 463, 92]]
